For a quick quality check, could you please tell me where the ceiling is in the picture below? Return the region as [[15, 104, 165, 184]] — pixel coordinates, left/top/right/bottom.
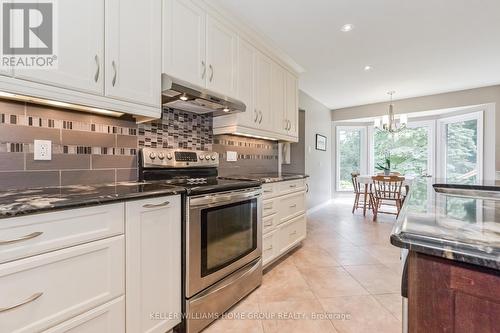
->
[[208, 0, 500, 109]]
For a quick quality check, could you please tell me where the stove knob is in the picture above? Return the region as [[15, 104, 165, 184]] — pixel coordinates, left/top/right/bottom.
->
[[205, 155, 210, 160], [199, 154, 205, 161], [211, 154, 217, 160], [158, 153, 165, 160], [166, 153, 173, 160], [149, 152, 156, 160]]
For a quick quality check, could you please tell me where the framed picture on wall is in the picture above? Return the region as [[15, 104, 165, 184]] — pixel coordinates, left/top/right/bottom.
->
[[316, 134, 327, 151]]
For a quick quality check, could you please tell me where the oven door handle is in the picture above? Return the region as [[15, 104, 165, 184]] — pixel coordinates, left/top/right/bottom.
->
[[190, 189, 261, 208]]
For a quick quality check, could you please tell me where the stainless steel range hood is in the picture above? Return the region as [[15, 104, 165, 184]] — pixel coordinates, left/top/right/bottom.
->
[[162, 74, 246, 117]]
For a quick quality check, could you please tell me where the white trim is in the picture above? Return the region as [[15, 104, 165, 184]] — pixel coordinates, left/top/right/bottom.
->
[[307, 199, 334, 215]]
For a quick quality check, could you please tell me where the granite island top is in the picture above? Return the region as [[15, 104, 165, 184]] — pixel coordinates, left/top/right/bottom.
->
[[0, 182, 186, 219], [391, 184, 500, 270], [220, 173, 309, 184]]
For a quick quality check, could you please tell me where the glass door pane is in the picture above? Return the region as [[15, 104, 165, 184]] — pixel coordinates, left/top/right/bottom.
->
[[337, 127, 364, 191], [443, 119, 479, 183], [373, 123, 433, 213]]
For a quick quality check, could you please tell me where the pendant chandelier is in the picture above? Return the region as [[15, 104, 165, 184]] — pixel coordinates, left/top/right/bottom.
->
[[374, 91, 407, 134]]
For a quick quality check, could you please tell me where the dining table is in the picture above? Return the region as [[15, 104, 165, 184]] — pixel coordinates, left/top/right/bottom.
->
[[357, 174, 415, 216]]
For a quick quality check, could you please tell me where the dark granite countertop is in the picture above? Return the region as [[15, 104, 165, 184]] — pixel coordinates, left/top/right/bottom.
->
[[220, 173, 309, 184], [391, 182, 500, 270], [0, 182, 186, 219]]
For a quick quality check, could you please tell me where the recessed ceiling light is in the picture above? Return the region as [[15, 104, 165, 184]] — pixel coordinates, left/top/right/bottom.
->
[[341, 24, 354, 32], [364, 65, 372, 71]]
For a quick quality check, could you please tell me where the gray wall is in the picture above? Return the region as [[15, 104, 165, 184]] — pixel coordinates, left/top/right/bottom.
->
[[299, 90, 333, 210], [332, 85, 500, 172]]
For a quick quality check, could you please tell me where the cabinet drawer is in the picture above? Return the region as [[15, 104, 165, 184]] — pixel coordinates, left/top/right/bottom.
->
[[262, 183, 278, 199], [0, 203, 124, 264], [262, 230, 278, 267], [278, 214, 306, 254], [0, 236, 124, 333], [277, 179, 305, 195], [44, 297, 125, 333], [262, 198, 278, 217], [263, 213, 279, 234], [278, 191, 306, 224]]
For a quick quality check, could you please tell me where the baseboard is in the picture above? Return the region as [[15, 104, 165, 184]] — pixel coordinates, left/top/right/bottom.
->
[[306, 199, 334, 215]]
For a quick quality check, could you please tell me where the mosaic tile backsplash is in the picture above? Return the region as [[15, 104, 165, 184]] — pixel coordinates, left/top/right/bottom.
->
[[0, 100, 278, 189]]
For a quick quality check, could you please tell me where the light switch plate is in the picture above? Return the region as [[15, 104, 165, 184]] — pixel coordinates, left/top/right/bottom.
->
[[226, 151, 238, 162], [34, 140, 52, 160]]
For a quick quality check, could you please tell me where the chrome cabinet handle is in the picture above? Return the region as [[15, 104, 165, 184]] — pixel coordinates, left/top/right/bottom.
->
[[289, 184, 297, 188], [258, 111, 263, 124], [265, 245, 273, 251], [289, 204, 297, 208], [201, 60, 206, 79], [94, 55, 100, 82], [254, 109, 259, 122], [288, 120, 292, 130], [306, 183, 309, 193], [0, 231, 43, 245], [284, 119, 288, 130], [111, 60, 117, 87], [264, 222, 273, 227], [209, 64, 214, 82], [0, 292, 43, 313], [290, 230, 297, 236], [142, 201, 170, 209]]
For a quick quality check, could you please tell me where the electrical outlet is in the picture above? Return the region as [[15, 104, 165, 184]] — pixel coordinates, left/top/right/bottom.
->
[[34, 140, 52, 161], [226, 151, 238, 162]]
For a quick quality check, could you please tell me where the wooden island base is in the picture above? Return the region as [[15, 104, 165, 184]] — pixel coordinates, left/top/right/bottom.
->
[[408, 252, 500, 333]]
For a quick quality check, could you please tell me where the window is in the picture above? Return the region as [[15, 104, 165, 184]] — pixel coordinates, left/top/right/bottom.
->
[[336, 126, 366, 191]]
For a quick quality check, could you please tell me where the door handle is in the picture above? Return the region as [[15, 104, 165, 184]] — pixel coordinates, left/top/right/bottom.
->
[[254, 109, 259, 122], [0, 292, 43, 313], [259, 111, 263, 124], [111, 60, 117, 86], [201, 60, 206, 79], [209, 64, 214, 82], [0, 231, 43, 245], [142, 201, 170, 209], [94, 55, 100, 82]]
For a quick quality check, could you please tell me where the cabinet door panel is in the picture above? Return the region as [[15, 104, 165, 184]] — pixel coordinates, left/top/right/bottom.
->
[[14, 0, 104, 95], [163, 0, 206, 87], [235, 38, 256, 127], [126, 195, 182, 333], [285, 71, 299, 137], [206, 16, 237, 97], [271, 62, 286, 134], [106, 0, 161, 107], [255, 52, 272, 131]]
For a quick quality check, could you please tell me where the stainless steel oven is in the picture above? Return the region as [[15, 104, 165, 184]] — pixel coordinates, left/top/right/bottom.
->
[[186, 187, 262, 298]]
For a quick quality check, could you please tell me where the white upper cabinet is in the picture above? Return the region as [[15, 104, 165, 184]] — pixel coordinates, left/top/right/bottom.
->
[[255, 51, 273, 131], [206, 16, 237, 97], [235, 38, 256, 127], [14, 0, 104, 95], [163, 0, 206, 87], [105, 0, 161, 107], [285, 71, 299, 138], [271, 62, 286, 134]]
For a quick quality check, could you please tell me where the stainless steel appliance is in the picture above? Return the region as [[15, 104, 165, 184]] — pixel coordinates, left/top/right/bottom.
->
[[139, 148, 262, 333], [162, 74, 246, 116]]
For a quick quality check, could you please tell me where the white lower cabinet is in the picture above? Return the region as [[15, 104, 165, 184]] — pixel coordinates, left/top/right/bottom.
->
[[44, 297, 125, 333], [0, 236, 124, 333], [262, 179, 307, 268], [125, 195, 182, 333]]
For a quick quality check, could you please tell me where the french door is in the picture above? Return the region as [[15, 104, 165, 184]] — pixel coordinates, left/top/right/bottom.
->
[[437, 111, 483, 182]]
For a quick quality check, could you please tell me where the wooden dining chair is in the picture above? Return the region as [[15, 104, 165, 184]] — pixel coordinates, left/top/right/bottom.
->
[[351, 172, 372, 214], [371, 175, 405, 221]]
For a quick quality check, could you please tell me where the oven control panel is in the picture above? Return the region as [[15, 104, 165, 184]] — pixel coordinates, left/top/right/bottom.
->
[[141, 148, 219, 168]]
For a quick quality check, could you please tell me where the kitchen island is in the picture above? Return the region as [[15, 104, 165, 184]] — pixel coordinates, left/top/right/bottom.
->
[[391, 183, 500, 332]]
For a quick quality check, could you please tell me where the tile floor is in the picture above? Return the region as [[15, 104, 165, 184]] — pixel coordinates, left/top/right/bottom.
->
[[203, 195, 403, 333]]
